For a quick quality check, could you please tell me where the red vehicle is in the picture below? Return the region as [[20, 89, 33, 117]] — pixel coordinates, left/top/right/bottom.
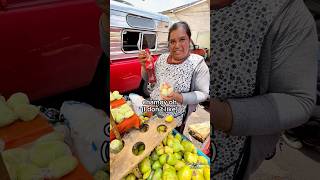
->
[[0, 0, 103, 101]]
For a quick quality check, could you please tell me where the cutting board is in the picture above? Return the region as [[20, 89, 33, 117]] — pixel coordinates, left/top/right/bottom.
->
[[110, 116, 177, 180]]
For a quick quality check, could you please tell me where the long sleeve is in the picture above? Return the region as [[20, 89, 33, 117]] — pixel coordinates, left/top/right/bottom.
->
[[182, 60, 210, 105], [229, 0, 318, 136]]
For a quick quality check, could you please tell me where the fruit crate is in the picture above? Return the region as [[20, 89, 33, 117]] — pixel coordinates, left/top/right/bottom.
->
[[110, 116, 177, 180], [172, 129, 210, 165]]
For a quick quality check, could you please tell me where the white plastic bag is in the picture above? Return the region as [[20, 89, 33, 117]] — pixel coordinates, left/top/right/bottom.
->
[[128, 93, 146, 116], [60, 101, 106, 174]]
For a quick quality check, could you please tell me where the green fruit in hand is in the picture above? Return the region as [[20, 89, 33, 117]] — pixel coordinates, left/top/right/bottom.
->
[[166, 153, 177, 166], [203, 165, 210, 180], [163, 136, 167, 146], [139, 157, 151, 174], [159, 154, 167, 165], [168, 134, 174, 140], [197, 156, 208, 165], [181, 141, 195, 153], [151, 151, 159, 161], [178, 166, 192, 180], [143, 170, 151, 179], [125, 173, 136, 180], [174, 160, 185, 171], [138, 144, 145, 152], [152, 168, 162, 180], [175, 134, 182, 142], [152, 161, 161, 170], [174, 153, 182, 160], [164, 146, 173, 154], [184, 152, 198, 164]]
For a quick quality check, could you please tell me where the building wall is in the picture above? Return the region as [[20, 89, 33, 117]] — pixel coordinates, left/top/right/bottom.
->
[[162, 1, 210, 50]]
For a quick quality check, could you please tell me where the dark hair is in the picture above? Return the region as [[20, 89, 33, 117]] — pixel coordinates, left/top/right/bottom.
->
[[168, 21, 192, 41]]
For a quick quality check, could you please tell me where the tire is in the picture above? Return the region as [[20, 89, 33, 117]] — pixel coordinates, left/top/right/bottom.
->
[[139, 79, 151, 98]]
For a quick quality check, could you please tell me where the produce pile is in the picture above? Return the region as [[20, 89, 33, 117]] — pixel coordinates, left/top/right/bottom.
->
[[0, 92, 39, 127], [2, 132, 78, 179], [124, 131, 210, 180]]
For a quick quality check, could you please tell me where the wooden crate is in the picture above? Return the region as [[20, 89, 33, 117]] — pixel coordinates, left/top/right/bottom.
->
[[110, 116, 177, 180]]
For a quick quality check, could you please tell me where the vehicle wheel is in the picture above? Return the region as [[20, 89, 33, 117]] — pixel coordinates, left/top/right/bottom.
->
[[139, 79, 151, 98]]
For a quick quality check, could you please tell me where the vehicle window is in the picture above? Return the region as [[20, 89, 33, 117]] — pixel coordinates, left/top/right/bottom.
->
[[122, 31, 140, 51], [142, 33, 156, 49], [127, 14, 155, 29], [122, 30, 157, 52]]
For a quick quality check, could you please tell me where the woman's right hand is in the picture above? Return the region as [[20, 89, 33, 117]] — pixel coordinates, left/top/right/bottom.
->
[[138, 50, 150, 67]]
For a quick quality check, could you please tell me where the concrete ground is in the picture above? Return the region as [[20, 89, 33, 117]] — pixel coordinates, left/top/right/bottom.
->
[[251, 140, 320, 180], [183, 106, 320, 180]]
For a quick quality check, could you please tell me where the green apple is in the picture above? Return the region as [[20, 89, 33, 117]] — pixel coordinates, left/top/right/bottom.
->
[[152, 168, 162, 180], [125, 173, 136, 180], [152, 161, 161, 170], [159, 154, 167, 165], [181, 141, 195, 152], [164, 146, 173, 154], [143, 170, 151, 179], [191, 168, 204, 180], [184, 152, 198, 164], [151, 151, 159, 161], [197, 156, 208, 165], [174, 160, 185, 171], [167, 139, 174, 147], [174, 152, 182, 160], [156, 146, 164, 156], [177, 166, 192, 180], [203, 165, 210, 180], [166, 154, 177, 166], [172, 142, 184, 153], [139, 157, 151, 174], [162, 164, 175, 172]]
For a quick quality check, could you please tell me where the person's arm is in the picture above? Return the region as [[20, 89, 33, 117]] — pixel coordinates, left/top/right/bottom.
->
[[212, 0, 319, 135], [181, 61, 210, 105]]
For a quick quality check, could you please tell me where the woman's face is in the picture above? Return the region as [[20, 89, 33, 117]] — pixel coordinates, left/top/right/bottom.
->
[[169, 27, 190, 61]]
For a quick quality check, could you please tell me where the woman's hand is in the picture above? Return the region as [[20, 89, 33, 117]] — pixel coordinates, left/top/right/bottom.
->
[[160, 91, 183, 104], [138, 50, 151, 68]]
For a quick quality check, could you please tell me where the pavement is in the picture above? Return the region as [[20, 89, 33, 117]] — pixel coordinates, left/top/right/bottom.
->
[[251, 140, 320, 180], [183, 106, 320, 180]]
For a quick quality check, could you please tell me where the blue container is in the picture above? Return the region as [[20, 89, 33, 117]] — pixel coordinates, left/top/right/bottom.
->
[[172, 129, 210, 165]]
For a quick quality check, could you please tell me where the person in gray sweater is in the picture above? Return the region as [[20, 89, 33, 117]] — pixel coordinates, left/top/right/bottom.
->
[[210, 0, 318, 179]]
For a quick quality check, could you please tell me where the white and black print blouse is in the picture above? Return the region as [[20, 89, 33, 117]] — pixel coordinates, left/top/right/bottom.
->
[[150, 53, 202, 126]]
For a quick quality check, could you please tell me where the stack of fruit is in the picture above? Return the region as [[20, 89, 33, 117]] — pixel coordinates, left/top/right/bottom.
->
[[110, 91, 123, 102], [124, 131, 210, 180], [111, 103, 135, 124]]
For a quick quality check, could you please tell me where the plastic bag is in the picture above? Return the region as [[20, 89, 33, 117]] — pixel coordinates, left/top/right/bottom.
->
[[60, 101, 106, 174], [128, 93, 146, 116]]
